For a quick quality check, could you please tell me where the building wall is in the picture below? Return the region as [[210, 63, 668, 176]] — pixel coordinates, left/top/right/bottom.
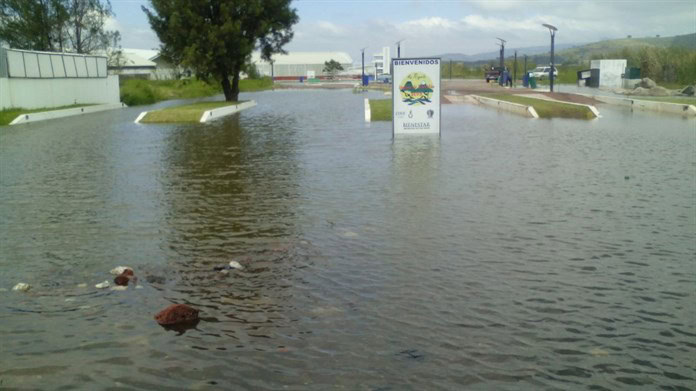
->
[[255, 63, 351, 78], [0, 75, 120, 109], [0, 47, 119, 109], [590, 59, 627, 88]]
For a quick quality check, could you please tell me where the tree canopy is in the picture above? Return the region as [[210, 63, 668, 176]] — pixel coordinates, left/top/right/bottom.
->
[[323, 59, 344, 79], [0, 0, 119, 53], [142, 0, 299, 101]]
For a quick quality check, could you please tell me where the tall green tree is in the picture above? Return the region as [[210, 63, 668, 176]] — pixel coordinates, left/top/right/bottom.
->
[[142, 0, 299, 101], [0, 0, 118, 53], [323, 59, 343, 79]]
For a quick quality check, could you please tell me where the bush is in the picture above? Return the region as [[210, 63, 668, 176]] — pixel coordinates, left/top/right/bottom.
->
[[120, 79, 165, 106]]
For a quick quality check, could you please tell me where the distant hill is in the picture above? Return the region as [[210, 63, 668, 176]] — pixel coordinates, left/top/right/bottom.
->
[[436, 33, 696, 65], [438, 43, 580, 62]]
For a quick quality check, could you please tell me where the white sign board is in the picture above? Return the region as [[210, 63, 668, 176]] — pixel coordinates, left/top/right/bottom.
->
[[392, 57, 440, 135]]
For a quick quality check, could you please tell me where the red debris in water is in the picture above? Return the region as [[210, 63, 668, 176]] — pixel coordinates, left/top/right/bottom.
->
[[114, 269, 135, 286], [114, 274, 130, 286], [154, 304, 199, 326]]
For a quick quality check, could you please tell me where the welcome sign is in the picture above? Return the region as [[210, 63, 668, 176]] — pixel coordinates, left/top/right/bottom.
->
[[392, 57, 441, 135]]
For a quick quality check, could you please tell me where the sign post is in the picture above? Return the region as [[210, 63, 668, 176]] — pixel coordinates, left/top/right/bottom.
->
[[392, 57, 441, 136]]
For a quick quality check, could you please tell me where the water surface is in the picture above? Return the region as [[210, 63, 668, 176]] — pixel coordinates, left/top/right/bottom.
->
[[1, 89, 694, 390]]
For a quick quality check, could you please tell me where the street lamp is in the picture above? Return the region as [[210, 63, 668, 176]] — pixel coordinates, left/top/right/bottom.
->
[[360, 47, 367, 86], [542, 23, 557, 92]]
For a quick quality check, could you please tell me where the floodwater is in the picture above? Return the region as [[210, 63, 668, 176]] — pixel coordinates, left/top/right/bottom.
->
[[1, 89, 694, 390]]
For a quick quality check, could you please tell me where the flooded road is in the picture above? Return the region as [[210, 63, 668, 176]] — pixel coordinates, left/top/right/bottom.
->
[[1, 89, 694, 390]]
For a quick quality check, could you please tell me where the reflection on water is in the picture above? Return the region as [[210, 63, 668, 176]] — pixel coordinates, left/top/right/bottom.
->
[[0, 90, 694, 390]]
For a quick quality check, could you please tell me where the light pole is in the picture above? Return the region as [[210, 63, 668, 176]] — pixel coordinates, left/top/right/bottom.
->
[[360, 47, 367, 86], [542, 23, 557, 92]]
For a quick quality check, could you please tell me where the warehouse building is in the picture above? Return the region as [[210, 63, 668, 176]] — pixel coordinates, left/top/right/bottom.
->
[[252, 51, 353, 80]]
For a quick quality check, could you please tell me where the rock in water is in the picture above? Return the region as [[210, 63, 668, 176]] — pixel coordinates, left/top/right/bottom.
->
[[154, 304, 199, 326], [12, 283, 31, 292], [228, 260, 244, 270], [639, 77, 656, 89]]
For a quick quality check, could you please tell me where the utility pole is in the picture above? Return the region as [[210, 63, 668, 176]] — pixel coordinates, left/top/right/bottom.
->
[[496, 37, 506, 86], [395, 39, 405, 58], [514, 51, 517, 88], [543, 24, 558, 92]]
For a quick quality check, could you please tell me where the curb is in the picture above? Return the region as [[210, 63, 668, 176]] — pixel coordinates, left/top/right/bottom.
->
[[9, 103, 127, 125], [199, 100, 257, 123], [470, 95, 539, 118], [575, 93, 696, 116]]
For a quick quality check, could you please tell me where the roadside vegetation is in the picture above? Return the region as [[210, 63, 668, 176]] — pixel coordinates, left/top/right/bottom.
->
[[140, 101, 241, 123], [1, 104, 94, 126], [120, 77, 274, 106], [369, 99, 392, 121], [483, 93, 596, 119]]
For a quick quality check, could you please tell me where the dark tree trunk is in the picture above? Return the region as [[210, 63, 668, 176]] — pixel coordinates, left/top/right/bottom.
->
[[221, 75, 234, 101], [230, 71, 240, 102]]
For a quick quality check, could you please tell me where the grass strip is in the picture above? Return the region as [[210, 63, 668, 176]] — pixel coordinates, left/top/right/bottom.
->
[[121, 77, 273, 106], [141, 101, 241, 123], [369, 99, 392, 121], [482, 93, 595, 119], [1, 104, 95, 126]]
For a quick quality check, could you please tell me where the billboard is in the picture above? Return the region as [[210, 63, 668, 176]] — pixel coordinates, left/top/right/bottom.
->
[[392, 57, 441, 136]]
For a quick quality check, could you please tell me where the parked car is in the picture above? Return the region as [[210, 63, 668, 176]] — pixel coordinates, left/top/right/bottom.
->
[[376, 73, 392, 84], [485, 66, 507, 83], [530, 66, 558, 80]]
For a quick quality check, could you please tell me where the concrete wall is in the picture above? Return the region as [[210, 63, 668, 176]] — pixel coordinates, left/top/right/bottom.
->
[[0, 75, 120, 109], [590, 59, 627, 88], [255, 63, 352, 78]]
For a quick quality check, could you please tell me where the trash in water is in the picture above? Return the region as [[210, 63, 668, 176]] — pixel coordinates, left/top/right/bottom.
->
[[110, 266, 133, 275], [12, 283, 31, 292], [155, 303, 200, 326], [95, 281, 110, 289]]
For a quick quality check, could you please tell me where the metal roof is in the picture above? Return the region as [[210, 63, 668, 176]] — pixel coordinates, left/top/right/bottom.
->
[[252, 51, 353, 65]]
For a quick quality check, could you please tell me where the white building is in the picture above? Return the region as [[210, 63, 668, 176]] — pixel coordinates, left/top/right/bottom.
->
[[252, 51, 353, 79], [590, 59, 627, 88], [372, 46, 391, 77], [109, 49, 181, 80]]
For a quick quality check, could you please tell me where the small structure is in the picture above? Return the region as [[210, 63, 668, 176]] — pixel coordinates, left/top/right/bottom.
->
[[372, 46, 391, 77], [252, 51, 353, 80], [0, 47, 120, 110], [109, 49, 182, 80], [589, 59, 627, 88]]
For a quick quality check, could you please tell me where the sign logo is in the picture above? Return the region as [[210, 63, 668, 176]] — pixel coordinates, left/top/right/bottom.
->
[[399, 72, 434, 106]]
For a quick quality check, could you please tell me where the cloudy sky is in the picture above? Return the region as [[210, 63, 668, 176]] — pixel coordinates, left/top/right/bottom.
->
[[110, 0, 695, 64]]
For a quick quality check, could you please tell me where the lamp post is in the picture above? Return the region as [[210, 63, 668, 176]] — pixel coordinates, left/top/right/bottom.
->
[[360, 47, 367, 86], [542, 23, 557, 92]]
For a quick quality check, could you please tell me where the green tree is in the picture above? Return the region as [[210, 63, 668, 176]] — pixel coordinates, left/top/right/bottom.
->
[[322, 59, 343, 79], [0, 0, 118, 53], [142, 0, 299, 102], [64, 0, 120, 54]]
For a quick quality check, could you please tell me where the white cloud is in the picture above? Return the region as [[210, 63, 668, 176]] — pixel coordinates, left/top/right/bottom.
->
[[317, 21, 346, 35]]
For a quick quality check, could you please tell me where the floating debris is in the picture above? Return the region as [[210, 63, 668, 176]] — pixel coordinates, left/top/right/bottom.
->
[[12, 283, 31, 292], [590, 347, 609, 357], [114, 268, 136, 286], [77, 283, 87, 288], [111, 286, 128, 291], [228, 260, 244, 270], [95, 281, 110, 289], [110, 266, 133, 275]]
